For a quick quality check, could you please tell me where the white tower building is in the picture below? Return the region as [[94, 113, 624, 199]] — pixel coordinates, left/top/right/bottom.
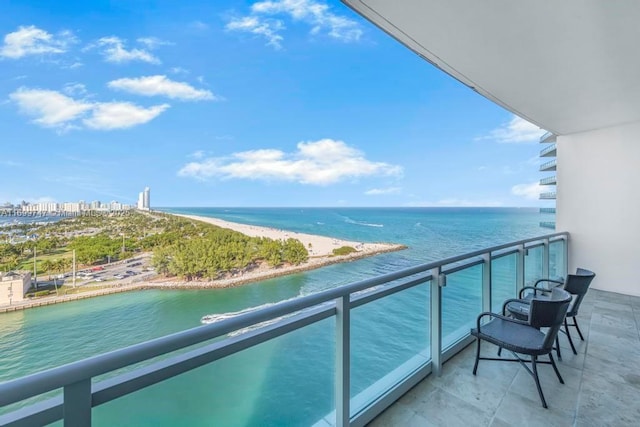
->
[[143, 187, 150, 210]]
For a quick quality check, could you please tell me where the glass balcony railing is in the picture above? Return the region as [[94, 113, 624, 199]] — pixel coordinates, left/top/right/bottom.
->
[[540, 192, 557, 199], [539, 159, 557, 171], [539, 143, 557, 157], [0, 232, 568, 427], [539, 176, 557, 186], [540, 221, 556, 229], [539, 207, 556, 214], [539, 132, 556, 144]]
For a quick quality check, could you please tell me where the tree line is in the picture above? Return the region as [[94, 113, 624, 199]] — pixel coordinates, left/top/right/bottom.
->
[[1, 212, 308, 280]]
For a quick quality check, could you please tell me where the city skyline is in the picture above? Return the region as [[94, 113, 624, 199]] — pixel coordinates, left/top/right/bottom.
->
[[2, 186, 150, 212], [1, 1, 545, 208]]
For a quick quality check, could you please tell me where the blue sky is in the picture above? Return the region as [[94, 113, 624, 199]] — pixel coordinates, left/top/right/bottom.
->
[[0, 0, 548, 208]]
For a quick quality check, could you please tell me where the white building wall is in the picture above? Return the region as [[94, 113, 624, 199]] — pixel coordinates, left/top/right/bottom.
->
[[557, 120, 640, 296]]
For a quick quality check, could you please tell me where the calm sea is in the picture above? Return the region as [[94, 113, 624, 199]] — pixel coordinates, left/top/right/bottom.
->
[[0, 208, 548, 426]]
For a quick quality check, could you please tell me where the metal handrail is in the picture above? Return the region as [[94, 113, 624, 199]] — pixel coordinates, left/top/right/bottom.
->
[[0, 231, 569, 426]]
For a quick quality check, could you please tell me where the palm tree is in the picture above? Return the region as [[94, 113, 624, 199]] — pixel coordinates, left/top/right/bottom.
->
[[41, 259, 53, 280]]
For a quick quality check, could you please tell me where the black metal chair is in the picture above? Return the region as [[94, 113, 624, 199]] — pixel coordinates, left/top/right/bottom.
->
[[505, 268, 596, 357], [471, 287, 572, 408]]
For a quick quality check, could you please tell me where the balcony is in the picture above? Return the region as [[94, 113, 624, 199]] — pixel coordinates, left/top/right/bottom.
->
[[0, 233, 570, 426], [539, 176, 557, 186], [539, 208, 556, 214], [539, 159, 557, 172], [369, 288, 640, 426], [540, 221, 556, 229], [540, 192, 557, 200], [539, 143, 557, 157], [539, 132, 557, 144]]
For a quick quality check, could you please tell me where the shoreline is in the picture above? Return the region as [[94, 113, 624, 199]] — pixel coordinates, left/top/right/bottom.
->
[[1, 212, 407, 312]]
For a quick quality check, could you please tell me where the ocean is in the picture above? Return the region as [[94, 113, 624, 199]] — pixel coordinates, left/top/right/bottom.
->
[[0, 208, 553, 426]]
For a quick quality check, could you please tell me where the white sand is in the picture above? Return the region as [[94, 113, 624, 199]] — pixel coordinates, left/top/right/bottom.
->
[[176, 213, 398, 257]]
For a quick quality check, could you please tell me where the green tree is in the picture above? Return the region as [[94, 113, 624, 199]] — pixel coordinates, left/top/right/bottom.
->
[[283, 238, 308, 265]]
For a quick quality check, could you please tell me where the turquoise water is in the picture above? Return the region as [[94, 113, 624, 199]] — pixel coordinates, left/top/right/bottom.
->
[[0, 208, 552, 426]]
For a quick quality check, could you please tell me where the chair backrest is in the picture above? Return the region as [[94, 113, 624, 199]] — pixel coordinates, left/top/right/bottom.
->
[[563, 268, 596, 316], [529, 287, 572, 349]]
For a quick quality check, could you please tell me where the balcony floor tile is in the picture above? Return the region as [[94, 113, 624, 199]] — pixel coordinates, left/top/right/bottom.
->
[[368, 289, 640, 427]]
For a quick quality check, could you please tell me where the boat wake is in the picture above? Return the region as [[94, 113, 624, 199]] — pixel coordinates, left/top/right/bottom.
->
[[201, 286, 385, 336], [343, 217, 383, 228]]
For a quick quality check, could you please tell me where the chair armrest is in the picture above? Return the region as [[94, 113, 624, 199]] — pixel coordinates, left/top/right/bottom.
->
[[518, 285, 552, 298], [534, 278, 564, 287], [476, 311, 529, 332]]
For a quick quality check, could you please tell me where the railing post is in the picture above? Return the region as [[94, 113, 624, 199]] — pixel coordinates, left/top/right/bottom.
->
[[542, 238, 550, 280], [430, 267, 444, 376], [516, 244, 525, 295], [563, 235, 569, 278], [335, 295, 350, 427], [63, 379, 91, 427], [482, 253, 492, 313]]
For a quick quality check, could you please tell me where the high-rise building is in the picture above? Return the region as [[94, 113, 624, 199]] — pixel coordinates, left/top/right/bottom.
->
[[143, 187, 150, 210], [136, 187, 150, 210], [137, 192, 144, 210]]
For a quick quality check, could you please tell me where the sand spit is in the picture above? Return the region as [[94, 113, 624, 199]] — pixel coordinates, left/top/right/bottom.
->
[[0, 213, 406, 312]]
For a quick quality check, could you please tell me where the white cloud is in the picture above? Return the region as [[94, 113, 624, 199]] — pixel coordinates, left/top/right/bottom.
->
[[178, 138, 402, 185], [0, 25, 75, 59], [481, 115, 546, 143], [227, 0, 362, 49], [365, 187, 401, 196], [84, 102, 169, 130], [9, 87, 169, 131], [107, 75, 217, 101], [252, 0, 363, 42], [190, 150, 206, 159], [9, 88, 93, 129], [93, 36, 160, 64], [511, 182, 542, 200], [63, 82, 87, 96], [226, 16, 285, 49], [137, 37, 173, 49], [170, 67, 189, 74]]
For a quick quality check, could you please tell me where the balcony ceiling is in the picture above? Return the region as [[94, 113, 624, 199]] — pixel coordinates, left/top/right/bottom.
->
[[342, 0, 640, 135]]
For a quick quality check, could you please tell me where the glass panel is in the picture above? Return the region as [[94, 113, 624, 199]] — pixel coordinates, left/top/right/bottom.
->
[[350, 282, 430, 416], [491, 254, 517, 313], [442, 264, 482, 349], [549, 240, 566, 280], [92, 317, 335, 427], [524, 246, 543, 287]]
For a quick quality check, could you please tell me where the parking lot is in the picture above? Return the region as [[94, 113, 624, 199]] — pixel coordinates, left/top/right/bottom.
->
[[66, 254, 155, 286]]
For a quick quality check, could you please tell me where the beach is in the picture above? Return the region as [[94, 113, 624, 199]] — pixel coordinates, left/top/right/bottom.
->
[[146, 213, 406, 288], [1, 212, 406, 312], [175, 213, 400, 258]]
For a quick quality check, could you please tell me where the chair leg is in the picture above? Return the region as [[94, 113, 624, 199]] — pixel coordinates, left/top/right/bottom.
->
[[473, 338, 481, 375], [531, 356, 548, 409], [574, 317, 585, 341], [548, 352, 564, 384], [497, 346, 502, 357], [555, 336, 562, 360], [565, 318, 578, 355]]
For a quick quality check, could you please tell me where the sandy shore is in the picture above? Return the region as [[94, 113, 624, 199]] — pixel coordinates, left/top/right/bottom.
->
[[176, 213, 398, 258], [0, 213, 407, 312]]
